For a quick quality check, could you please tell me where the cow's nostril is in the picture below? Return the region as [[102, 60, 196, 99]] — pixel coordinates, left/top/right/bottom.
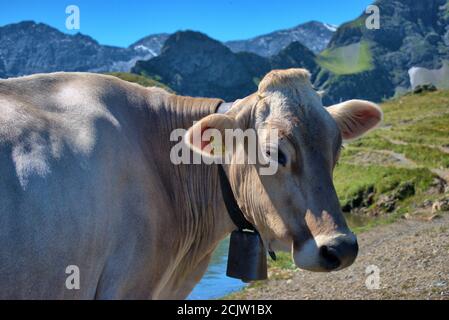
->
[[319, 245, 341, 270]]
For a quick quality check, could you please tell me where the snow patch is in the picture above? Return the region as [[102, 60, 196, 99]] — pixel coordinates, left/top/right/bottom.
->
[[324, 23, 338, 32]]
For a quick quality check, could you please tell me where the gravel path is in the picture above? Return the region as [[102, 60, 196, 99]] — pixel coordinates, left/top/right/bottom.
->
[[232, 213, 449, 300]]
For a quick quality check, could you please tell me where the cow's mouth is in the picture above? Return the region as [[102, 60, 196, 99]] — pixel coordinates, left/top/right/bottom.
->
[[292, 233, 358, 272]]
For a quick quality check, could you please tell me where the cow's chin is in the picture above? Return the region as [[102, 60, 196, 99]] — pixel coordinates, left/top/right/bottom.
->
[[291, 238, 327, 272]]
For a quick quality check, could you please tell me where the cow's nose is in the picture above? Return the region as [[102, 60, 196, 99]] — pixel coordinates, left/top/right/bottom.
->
[[318, 236, 358, 271]]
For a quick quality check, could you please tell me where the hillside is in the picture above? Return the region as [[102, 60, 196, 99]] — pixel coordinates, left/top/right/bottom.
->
[[226, 89, 449, 300], [316, 0, 449, 104], [335, 89, 449, 225]]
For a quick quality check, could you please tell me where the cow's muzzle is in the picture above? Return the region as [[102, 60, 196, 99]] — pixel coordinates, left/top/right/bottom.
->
[[293, 233, 358, 272]]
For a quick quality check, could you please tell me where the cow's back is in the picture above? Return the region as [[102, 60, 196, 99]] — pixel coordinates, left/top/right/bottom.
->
[[0, 73, 165, 298]]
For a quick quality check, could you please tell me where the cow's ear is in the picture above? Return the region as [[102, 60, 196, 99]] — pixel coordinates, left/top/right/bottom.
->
[[326, 99, 383, 140], [184, 114, 237, 159]]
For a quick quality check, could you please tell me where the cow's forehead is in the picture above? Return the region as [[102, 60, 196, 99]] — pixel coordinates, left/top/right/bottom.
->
[[254, 93, 340, 152], [256, 88, 332, 132], [256, 69, 322, 122], [252, 68, 340, 144]]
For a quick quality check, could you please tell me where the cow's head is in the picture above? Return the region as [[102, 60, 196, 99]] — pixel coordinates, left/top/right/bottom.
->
[[185, 69, 382, 272]]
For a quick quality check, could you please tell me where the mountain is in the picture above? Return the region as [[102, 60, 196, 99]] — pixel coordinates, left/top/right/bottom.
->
[[0, 21, 133, 76], [0, 20, 333, 79], [129, 33, 170, 57], [0, 21, 171, 77], [315, 0, 449, 104], [225, 21, 336, 56], [132, 30, 319, 101], [132, 31, 261, 100]]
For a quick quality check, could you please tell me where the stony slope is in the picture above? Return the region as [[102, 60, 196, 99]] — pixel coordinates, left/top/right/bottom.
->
[[316, 0, 449, 104], [0, 21, 141, 76], [225, 21, 336, 56]]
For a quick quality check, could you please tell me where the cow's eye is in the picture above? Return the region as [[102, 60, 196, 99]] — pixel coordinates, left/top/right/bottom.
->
[[265, 149, 287, 167], [278, 150, 287, 166]]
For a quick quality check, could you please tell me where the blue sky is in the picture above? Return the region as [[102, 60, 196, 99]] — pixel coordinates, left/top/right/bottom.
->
[[0, 0, 373, 47]]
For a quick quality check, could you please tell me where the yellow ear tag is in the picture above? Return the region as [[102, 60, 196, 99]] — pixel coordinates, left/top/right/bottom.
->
[[210, 136, 226, 156]]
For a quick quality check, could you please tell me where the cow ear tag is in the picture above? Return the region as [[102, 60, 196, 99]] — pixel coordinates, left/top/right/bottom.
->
[[226, 230, 267, 282]]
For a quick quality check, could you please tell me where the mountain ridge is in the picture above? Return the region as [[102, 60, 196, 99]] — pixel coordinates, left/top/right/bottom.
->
[[226, 20, 336, 56], [132, 30, 319, 101], [0, 20, 333, 78]]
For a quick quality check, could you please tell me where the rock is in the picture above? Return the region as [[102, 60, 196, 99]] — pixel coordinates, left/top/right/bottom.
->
[[394, 182, 415, 200], [422, 199, 433, 208], [342, 185, 375, 212], [413, 84, 438, 94], [433, 280, 447, 288], [426, 214, 441, 221], [431, 199, 449, 213], [376, 194, 397, 213], [426, 178, 447, 195]]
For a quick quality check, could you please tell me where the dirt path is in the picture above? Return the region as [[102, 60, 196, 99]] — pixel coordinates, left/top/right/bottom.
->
[[366, 137, 449, 184], [231, 213, 449, 300]]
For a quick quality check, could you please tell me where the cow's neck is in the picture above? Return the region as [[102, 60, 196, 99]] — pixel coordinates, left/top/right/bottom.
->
[[152, 94, 237, 291]]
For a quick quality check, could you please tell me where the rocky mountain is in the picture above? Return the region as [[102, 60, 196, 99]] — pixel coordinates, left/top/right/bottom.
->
[[0, 21, 172, 77], [0, 19, 332, 79], [225, 21, 336, 56], [316, 0, 449, 104], [132, 30, 318, 101], [129, 33, 170, 57], [0, 21, 136, 77]]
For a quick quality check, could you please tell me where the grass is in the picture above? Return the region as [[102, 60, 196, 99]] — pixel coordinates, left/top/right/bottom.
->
[[105, 72, 173, 92], [351, 136, 449, 168], [330, 89, 449, 227], [334, 163, 435, 206], [316, 41, 374, 75]]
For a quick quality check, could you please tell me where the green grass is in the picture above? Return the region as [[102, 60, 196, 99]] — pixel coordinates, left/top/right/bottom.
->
[[331, 89, 449, 227], [316, 41, 374, 75], [334, 163, 435, 206], [105, 72, 173, 92], [351, 136, 449, 168], [268, 252, 296, 270]]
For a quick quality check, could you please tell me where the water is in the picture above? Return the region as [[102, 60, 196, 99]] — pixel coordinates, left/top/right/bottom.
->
[[188, 237, 246, 300], [188, 213, 376, 300], [344, 212, 377, 229]]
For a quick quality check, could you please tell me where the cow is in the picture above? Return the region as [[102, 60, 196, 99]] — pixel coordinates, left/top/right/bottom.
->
[[0, 69, 382, 299]]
